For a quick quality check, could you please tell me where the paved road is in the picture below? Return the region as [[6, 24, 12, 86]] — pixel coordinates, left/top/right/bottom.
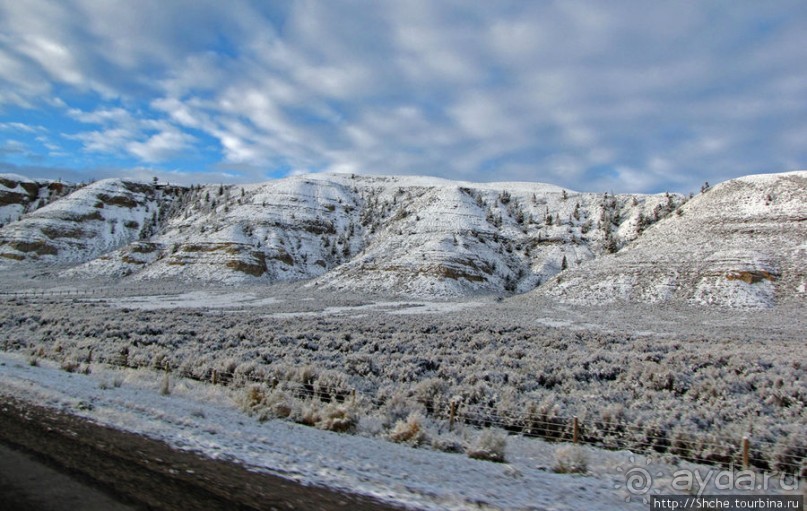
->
[[0, 443, 136, 511], [0, 396, 404, 510]]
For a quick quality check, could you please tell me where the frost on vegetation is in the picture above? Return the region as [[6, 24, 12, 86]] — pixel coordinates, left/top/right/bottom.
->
[[239, 384, 357, 433], [0, 298, 805, 475], [467, 428, 507, 463], [553, 445, 588, 474], [388, 412, 426, 445]]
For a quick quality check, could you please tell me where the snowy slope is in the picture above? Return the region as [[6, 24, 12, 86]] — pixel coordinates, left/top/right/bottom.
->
[[34, 173, 681, 293], [313, 176, 681, 296], [538, 171, 807, 307], [17, 171, 789, 298], [0, 173, 77, 227], [0, 178, 184, 265]]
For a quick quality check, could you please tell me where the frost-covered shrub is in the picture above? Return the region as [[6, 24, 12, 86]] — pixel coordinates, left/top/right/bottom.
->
[[467, 428, 507, 463], [553, 445, 588, 474], [378, 391, 427, 428], [771, 436, 807, 476], [357, 415, 385, 437], [239, 385, 293, 421], [389, 412, 426, 445], [414, 377, 448, 414], [61, 358, 79, 373], [289, 400, 356, 432], [312, 369, 352, 402], [430, 432, 464, 454], [316, 403, 356, 433], [1, 298, 803, 474]]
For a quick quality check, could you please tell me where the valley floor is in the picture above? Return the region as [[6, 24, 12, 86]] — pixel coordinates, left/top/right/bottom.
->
[[0, 275, 804, 509]]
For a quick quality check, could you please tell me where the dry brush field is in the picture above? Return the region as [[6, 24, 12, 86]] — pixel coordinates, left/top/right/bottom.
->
[[1, 289, 804, 476]]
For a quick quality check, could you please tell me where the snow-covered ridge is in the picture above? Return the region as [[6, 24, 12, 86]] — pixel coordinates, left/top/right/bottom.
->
[[539, 170, 807, 307], [1, 171, 804, 305], [0, 178, 184, 264], [52, 173, 684, 294], [0, 174, 79, 227]]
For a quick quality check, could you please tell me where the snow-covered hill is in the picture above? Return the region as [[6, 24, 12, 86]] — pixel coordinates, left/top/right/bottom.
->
[[49, 174, 681, 294], [3, 171, 803, 305], [537, 171, 807, 307], [0, 173, 78, 227], [0, 178, 184, 264]]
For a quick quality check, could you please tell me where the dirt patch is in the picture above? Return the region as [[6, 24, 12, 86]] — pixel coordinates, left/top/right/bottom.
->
[[42, 226, 87, 239], [66, 211, 104, 222], [269, 248, 294, 266], [433, 264, 486, 282], [96, 194, 138, 209], [121, 182, 153, 194], [0, 177, 19, 188], [3, 240, 58, 255], [432, 258, 492, 283], [180, 243, 228, 253], [301, 220, 336, 235], [129, 243, 159, 254], [19, 182, 40, 197], [120, 256, 147, 265], [726, 270, 777, 284], [0, 191, 27, 206]]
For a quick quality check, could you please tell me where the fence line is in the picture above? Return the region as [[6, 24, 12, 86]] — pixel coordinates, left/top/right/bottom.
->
[[6, 340, 805, 477], [159, 364, 805, 476]]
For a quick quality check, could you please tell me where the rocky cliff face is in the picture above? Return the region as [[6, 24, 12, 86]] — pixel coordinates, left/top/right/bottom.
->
[[3, 171, 803, 306]]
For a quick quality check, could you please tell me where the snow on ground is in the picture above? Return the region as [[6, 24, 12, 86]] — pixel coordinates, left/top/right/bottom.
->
[[0, 351, 653, 510], [3, 351, 799, 509], [266, 300, 487, 319], [108, 291, 280, 310]]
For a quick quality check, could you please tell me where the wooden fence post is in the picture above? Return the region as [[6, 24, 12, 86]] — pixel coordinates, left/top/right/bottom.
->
[[449, 401, 456, 431], [573, 416, 579, 444], [742, 436, 749, 470]]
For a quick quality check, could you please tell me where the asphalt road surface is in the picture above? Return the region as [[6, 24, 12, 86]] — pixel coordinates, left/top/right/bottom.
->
[[0, 396, 405, 510]]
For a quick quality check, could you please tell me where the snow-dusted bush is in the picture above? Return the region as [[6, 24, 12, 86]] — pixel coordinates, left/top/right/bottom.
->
[[239, 385, 293, 421], [771, 435, 806, 476], [1, 296, 803, 473], [389, 412, 426, 445], [291, 400, 356, 433], [316, 402, 356, 433], [553, 445, 588, 474], [467, 428, 507, 463]]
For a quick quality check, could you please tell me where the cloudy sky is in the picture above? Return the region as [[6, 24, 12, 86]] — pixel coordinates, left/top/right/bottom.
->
[[0, 1, 805, 193]]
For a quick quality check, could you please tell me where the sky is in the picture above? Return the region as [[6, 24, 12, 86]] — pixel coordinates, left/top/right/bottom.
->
[[0, 1, 805, 194]]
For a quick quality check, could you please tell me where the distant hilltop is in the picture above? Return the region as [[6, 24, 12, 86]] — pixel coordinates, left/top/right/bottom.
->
[[1, 171, 805, 307]]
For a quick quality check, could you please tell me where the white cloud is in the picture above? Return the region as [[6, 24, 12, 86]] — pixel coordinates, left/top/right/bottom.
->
[[127, 129, 196, 163], [0, 1, 805, 191], [0, 122, 46, 133], [0, 139, 27, 155]]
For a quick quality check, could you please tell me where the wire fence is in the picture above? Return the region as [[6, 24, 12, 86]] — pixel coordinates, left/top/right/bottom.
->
[[4, 302, 804, 479], [0, 286, 188, 299], [161, 364, 805, 477]]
